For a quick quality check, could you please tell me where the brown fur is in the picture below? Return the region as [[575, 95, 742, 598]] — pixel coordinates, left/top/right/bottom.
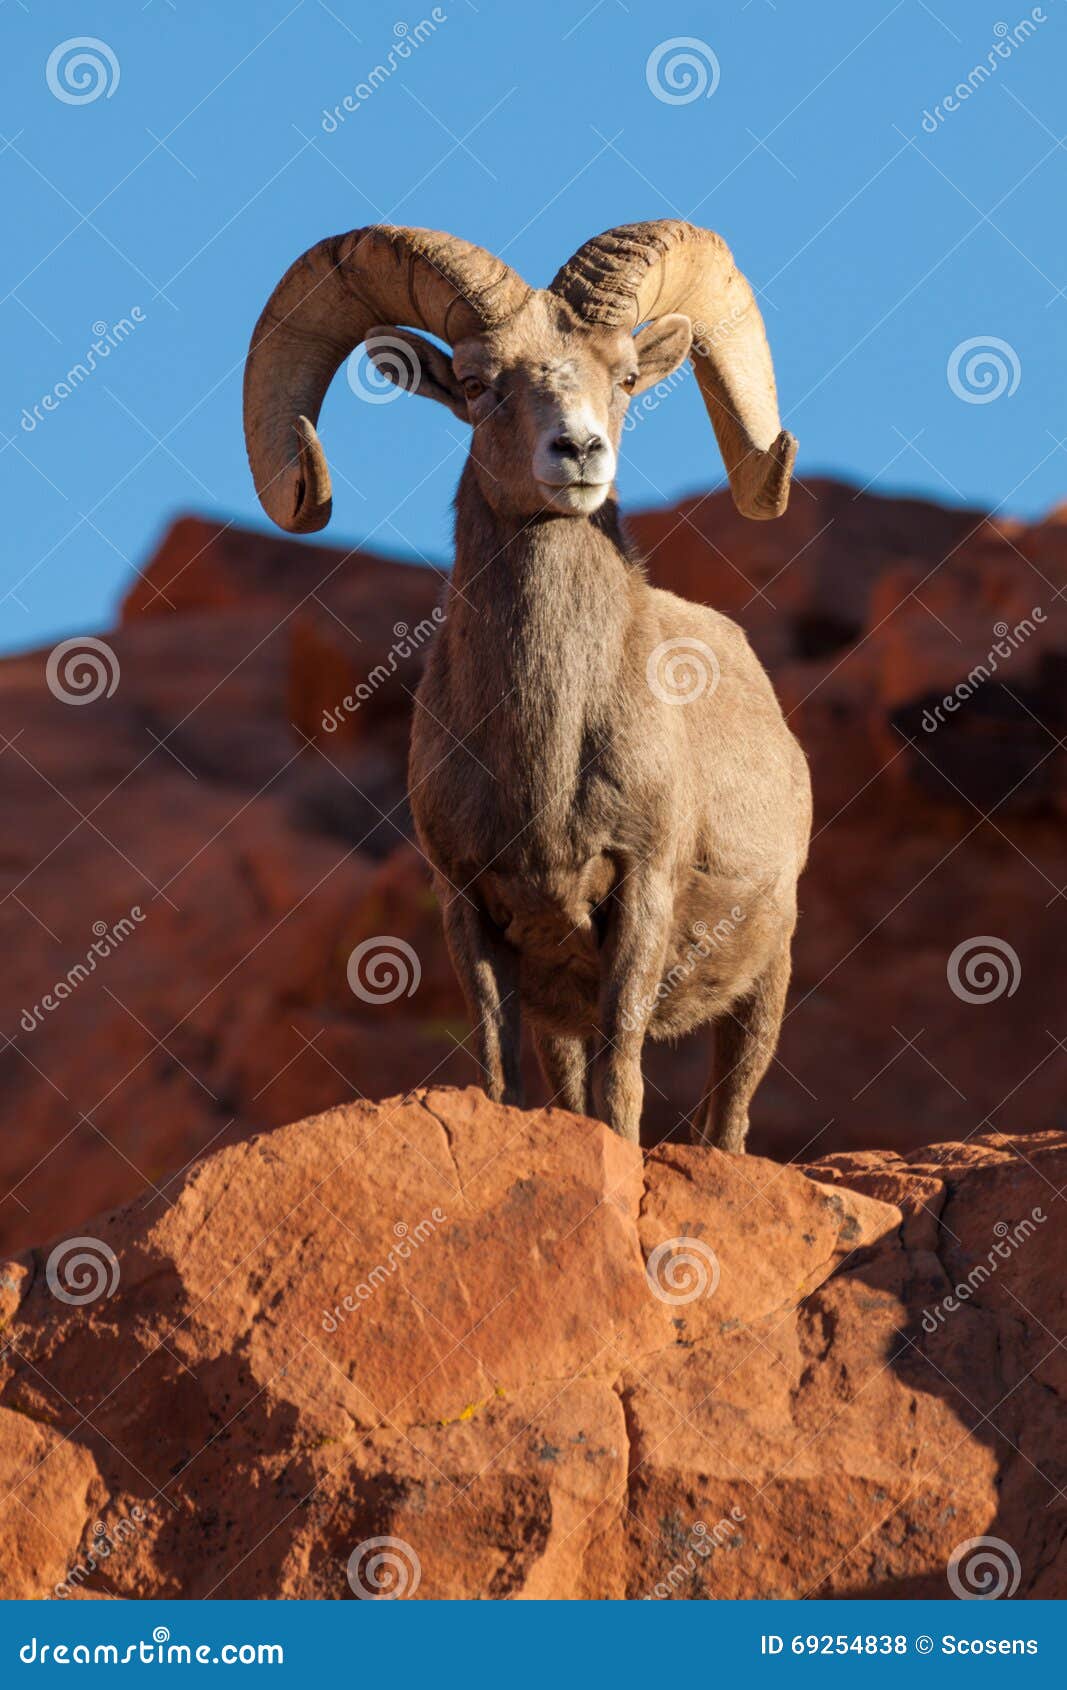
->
[[242, 224, 809, 1150], [403, 296, 812, 1148]]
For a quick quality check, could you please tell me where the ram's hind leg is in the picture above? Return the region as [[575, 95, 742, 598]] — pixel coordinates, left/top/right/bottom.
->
[[534, 1027, 589, 1115], [693, 941, 792, 1154]]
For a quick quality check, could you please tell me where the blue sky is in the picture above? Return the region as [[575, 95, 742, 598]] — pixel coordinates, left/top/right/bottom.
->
[[1, 0, 1064, 653]]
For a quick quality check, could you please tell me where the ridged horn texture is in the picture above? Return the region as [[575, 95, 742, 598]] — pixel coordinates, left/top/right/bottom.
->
[[549, 220, 796, 519], [244, 226, 531, 532]]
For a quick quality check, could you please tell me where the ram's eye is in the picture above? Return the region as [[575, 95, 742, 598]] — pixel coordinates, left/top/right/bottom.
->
[[462, 377, 486, 401], [619, 372, 638, 392]]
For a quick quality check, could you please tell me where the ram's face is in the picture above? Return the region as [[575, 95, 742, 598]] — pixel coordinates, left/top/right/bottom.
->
[[453, 298, 633, 517], [453, 297, 693, 517]]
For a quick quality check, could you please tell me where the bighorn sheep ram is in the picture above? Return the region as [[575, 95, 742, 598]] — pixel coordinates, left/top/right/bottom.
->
[[244, 220, 811, 1150]]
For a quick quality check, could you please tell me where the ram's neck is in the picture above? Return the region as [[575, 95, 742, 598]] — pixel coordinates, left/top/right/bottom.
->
[[439, 462, 640, 781], [449, 460, 637, 642]]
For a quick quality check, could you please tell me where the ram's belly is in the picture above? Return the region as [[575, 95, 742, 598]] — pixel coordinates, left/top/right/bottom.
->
[[476, 860, 611, 1031], [642, 868, 784, 1039], [475, 861, 778, 1038]]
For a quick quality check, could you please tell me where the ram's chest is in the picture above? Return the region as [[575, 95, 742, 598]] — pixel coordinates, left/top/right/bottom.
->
[[411, 692, 620, 880], [408, 547, 645, 883]]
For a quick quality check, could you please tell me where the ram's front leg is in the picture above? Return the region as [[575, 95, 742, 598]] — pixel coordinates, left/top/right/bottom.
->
[[438, 882, 523, 1107], [591, 863, 672, 1144]]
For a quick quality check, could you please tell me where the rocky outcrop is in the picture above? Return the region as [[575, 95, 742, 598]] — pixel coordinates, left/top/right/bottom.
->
[[1, 480, 1065, 1260], [0, 1090, 1061, 1599]]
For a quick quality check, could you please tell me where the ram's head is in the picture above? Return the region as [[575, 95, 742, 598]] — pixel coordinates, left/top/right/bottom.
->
[[243, 220, 796, 529]]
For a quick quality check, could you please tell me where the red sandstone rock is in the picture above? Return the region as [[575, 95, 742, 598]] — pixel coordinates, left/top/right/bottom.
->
[[2, 485, 1066, 1265], [0, 1090, 1060, 1600]]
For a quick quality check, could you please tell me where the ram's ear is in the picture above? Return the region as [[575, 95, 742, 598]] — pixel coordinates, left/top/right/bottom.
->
[[365, 326, 467, 417], [631, 313, 693, 395]]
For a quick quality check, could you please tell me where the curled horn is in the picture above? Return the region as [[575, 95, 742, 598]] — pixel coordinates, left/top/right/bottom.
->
[[243, 225, 531, 533], [549, 220, 796, 519]]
